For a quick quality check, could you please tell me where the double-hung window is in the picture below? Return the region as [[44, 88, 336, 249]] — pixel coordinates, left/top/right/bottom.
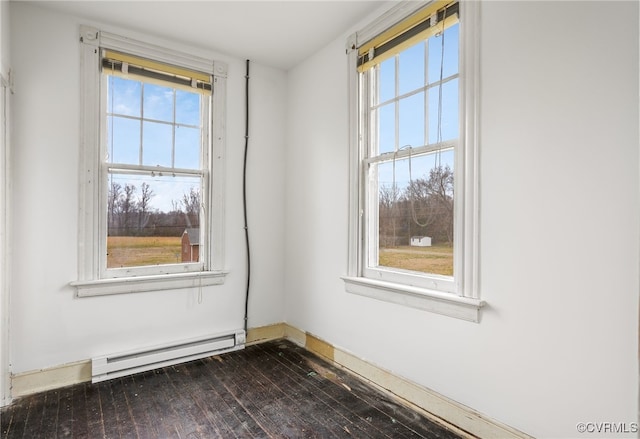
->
[[73, 26, 228, 296], [344, 0, 483, 321]]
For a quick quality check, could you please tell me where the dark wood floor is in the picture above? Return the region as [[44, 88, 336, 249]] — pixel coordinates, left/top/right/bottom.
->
[[1, 339, 465, 438]]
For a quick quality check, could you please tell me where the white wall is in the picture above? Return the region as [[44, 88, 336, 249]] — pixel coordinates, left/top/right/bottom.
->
[[0, 0, 11, 406], [8, 2, 286, 373], [6, 0, 639, 435], [285, 1, 639, 437]]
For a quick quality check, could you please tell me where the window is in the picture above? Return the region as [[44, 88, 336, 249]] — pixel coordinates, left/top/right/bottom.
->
[[73, 26, 228, 296], [344, 1, 483, 321]]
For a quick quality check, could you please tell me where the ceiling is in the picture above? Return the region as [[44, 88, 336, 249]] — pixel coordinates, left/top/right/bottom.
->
[[25, 0, 388, 70]]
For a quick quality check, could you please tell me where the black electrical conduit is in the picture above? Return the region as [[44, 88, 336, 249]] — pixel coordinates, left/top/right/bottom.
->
[[243, 59, 251, 334]]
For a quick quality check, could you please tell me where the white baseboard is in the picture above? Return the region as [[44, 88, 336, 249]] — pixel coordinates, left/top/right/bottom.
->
[[8, 323, 532, 439], [246, 322, 286, 345], [282, 324, 533, 439], [11, 360, 91, 398]]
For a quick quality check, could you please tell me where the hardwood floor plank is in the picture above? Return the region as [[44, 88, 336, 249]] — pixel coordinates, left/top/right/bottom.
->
[[250, 345, 363, 438], [164, 362, 227, 439], [1, 397, 28, 438], [290, 344, 461, 439], [254, 342, 398, 438], [181, 359, 248, 438], [138, 369, 182, 439], [38, 389, 62, 438], [96, 380, 122, 439], [84, 383, 106, 439], [21, 395, 45, 439], [56, 384, 75, 437], [121, 374, 158, 439], [199, 357, 269, 438], [1, 340, 467, 439], [257, 341, 458, 439], [70, 383, 89, 438], [110, 377, 140, 439], [222, 348, 340, 438], [204, 353, 297, 438], [242, 346, 357, 438]]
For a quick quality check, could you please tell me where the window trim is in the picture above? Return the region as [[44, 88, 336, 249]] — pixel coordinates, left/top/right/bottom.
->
[[73, 25, 228, 297], [344, 0, 483, 322]]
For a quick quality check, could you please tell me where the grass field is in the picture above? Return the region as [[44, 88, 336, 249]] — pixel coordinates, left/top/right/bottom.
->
[[379, 244, 453, 276], [107, 236, 182, 268], [107, 237, 452, 275]]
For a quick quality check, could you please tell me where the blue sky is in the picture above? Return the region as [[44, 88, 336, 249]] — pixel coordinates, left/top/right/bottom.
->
[[376, 23, 459, 191], [107, 77, 203, 212], [105, 23, 459, 212]]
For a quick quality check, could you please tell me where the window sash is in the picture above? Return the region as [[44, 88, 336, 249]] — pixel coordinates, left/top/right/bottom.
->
[[104, 73, 208, 171], [106, 164, 206, 178], [98, 63, 210, 279], [364, 141, 456, 166], [361, 147, 458, 293]]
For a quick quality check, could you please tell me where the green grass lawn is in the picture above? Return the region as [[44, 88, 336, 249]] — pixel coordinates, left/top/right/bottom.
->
[[107, 236, 182, 268], [379, 244, 453, 276], [107, 237, 452, 275]]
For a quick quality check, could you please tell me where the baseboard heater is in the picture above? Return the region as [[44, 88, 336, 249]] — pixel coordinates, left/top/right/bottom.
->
[[91, 329, 246, 383]]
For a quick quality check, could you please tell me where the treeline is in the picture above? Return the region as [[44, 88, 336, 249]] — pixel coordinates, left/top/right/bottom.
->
[[108, 182, 200, 237], [379, 165, 453, 247]]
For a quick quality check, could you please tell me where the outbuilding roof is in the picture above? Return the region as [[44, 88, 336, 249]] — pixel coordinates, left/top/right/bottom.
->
[[184, 228, 200, 246]]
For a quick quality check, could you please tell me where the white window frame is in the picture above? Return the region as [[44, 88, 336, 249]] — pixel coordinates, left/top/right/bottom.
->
[[72, 26, 228, 297], [343, 1, 484, 322]]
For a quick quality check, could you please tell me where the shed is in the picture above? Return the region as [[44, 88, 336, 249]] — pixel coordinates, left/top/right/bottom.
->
[[181, 228, 200, 262], [410, 236, 432, 247]]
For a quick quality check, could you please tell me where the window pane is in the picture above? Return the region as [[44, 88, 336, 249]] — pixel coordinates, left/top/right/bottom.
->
[[108, 76, 141, 117], [175, 126, 200, 170], [142, 121, 173, 167], [428, 23, 459, 84], [175, 90, 201, 126], [376, 159, 409, 252], [378, 58, 395, 104], [108, 116, 140, 165], [373, 151, 454, 276], [399, 41, 425, 96], [107, 173, 202, 268], [377, 103, 395, 154], [143, 83, 174, 122], [399, 92, 425, 149], [428, 78, 459, 144]]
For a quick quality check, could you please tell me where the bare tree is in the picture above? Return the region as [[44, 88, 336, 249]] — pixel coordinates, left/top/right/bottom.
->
[[108, 181, 122, 233], [137, 182, 154, 234], [181, 187, 200, 228], [119, 184, 137, 234], [182, 187, 200, 215], [170, 199, 181, 213], [405, 165, 454, 245], [379, 183, 404, 247]]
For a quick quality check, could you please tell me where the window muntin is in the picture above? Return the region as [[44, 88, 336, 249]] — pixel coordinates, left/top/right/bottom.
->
[[100, 52, 211, 278], [361, 5, 460, 293]]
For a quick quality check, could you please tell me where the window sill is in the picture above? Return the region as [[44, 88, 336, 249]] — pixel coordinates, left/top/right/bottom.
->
[[71, 270, 228, 297], [342, 276, 484, 322]]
